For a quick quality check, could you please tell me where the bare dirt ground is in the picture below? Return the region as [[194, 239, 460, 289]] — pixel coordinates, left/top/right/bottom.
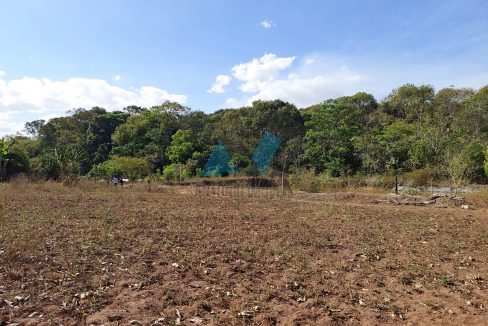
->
[[1, 182, 488, 325]]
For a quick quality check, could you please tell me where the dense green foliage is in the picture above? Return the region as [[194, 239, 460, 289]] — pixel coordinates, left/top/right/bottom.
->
[[2, 84, 488, 184], [0, 139, 29, 181], [89, 156, 149, 180]]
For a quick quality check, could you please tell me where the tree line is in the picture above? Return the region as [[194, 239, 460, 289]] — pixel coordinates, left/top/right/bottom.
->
[[1, 83, 488, 186]]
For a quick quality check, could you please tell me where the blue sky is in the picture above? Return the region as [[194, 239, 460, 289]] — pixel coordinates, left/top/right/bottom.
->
[[1, 0, 488, 135]]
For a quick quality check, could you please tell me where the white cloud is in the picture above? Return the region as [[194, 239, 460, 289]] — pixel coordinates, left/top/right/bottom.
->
[[224, 97, 248, 108], [0, 74, 187, 114], [231, 52, 488, 108], [261, 20, 275, 29], [245, 63, 362, 107], [0, 113, 24, 137], [247, 71, 362, 107], [0, 70, 5, 78], [0, 73, 187, 136], [305, 58, 315, 65], [207, 74, 232, 93], [231, 53, 296, 93], [207, 54, 297, 97], [0, 121, 24, 137], [226, 97, 236, 104], [214, 53, 364, 108], [114, 74, 122, 81]]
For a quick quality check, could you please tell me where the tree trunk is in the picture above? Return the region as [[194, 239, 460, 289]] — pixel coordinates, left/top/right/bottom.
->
[[179, 164, 182, 185], [395, 174, 398, 195], [281, 170, 284, 195], [0, 161, 7, 182]]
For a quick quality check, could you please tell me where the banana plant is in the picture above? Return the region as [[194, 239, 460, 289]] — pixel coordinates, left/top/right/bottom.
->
[[0, 138, 15, 182], [54, 146, 80, 179]]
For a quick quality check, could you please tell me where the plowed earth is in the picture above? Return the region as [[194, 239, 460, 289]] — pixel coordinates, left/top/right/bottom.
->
[[1, 183, 488, 325]]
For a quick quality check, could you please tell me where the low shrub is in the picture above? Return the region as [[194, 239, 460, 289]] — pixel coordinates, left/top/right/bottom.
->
[[403, 168, 437, 187], [363, 174, 395, 188], [289, 170, 322, 193], [89, 156, 149, 180], [163, 163, 191, 182]]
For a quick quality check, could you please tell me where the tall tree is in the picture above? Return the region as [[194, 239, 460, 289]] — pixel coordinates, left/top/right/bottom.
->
[[112, 104, 183, 170], [123, 105, 146, 115], [354, 121, 415, 175], [432, 87, 474, 132], [459, 86, 488, 140], [304, 100, 361, 176], [166, 130, 195, 164], [208, 100, 305, 159], [0, 138, 29, 181], [85, 111, 129, 167], [382, 84, 435, 123], [24, 119, 46, 137]]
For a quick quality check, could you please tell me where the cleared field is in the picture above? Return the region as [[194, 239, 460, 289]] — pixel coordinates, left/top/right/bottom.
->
[[1, 182, 488, 325]]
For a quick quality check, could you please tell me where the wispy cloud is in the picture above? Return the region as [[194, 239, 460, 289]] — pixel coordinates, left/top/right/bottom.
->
[[261, 19, 275, 29], [225, 97, 238, 106]]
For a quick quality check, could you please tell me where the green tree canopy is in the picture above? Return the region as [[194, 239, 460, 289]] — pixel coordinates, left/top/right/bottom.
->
[[354, 121, 416, 174], [111, 105, 182, 170], [304, 100, 360, 176], [1, 138, 29, 181], [166, 129, 195, 164], [382, 84, 435, 123], [8, 83, 488, 186], [89, 156, 150, 180]]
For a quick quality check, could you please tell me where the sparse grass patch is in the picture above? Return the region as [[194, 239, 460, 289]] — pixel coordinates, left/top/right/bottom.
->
[[439, 276, 455, 287]]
